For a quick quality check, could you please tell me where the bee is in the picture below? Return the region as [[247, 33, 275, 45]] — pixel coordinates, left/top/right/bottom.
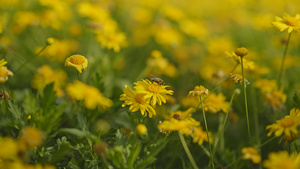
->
[[173, 114, 181, 120], [150, 75, 165, 85]]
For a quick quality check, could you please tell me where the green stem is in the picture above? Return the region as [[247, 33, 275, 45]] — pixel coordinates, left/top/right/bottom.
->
[[255, 136, 276, 148], [241, 56, 251, 146], [200, 95, 214, 168], [278, 33, 292, 86], [178, 133, 199, 169], [15, 44, 49, 73], [77, 70, 81, 81], [204, 63, 239, 102]]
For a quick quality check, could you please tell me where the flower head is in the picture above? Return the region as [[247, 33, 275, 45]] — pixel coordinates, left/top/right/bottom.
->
[[200, 93, 229, 114], [134, 79, 173, 106], [272, 13, 300, 33], [226, 51, 255, 70], [230, 73, 250, 85], [0, 65, 13, 83], [120, 85, 156, 118], [242, 147, 261, 164], [263, 151, 300, 169], [266, 114, 299, 139], [188, 85, 208, 97], [19, 126, 43, 149], [191, 126, 212, 145], [234, 47, 248, 57], [136, 124, 147, 135], [65, 54, 88, 73]]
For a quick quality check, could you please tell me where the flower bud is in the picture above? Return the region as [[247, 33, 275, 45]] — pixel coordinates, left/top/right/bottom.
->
[[234, 47, 248, 57]]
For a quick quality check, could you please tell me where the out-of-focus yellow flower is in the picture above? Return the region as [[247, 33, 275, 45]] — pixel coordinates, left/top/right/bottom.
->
[[31, 65, 67, 97], [120, 85, 156, 118], [179, 19, 208, 40], [254, 79, 277, 93], [160, 5, 185, 21], [242, 147, 261, 164], [229, 73, 250, 85], [65, 54, 88, 73], [0, 63, 13, 83], [0, 59, 7, 66], [272, 13, 300, 33], [134, 79, 173, 106], [153, 23, 183, 47], [188, 85, 208, 97], [19, 126, 43, 149], [263, 151, 300, 169], [264, 88, 286, 109], [266, 114, 299, 139], [191, 126, 212, 145], [66, 81, 113, 110], [96, 31, 127, 52], [226, 51, 255, 70], [200, 93, 229, 114], [0, 137, 18, 160], [234, 47, 248, 57], [136, 124, 147, 135], [130, 7, 153, 25], [68, 23, 82, 37], [46, 37, 54, 45]]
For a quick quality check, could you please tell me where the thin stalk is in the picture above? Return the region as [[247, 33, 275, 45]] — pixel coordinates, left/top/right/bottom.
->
[[178, 133, 199, 169], [241, 56, 251, 146], [77, 70, 81, 81], [200, 95, 214, 168], [15, 44, 49, 73], [204, 63, 239, 102], [255, 136, 276, 148], [278, 33, 292, 86]]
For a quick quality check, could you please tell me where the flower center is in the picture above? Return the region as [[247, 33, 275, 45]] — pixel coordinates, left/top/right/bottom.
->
[[280, 117, 295, 128], [70, 55, 86, 65], [148, 83, 161, 93], [285, 17, 299, 27], [135, 94, 147, 104]]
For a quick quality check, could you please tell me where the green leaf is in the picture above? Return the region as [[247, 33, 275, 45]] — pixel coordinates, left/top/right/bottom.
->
[[40, 83, 56, 111], [128, 143, 142, 169], [50, 137, 73, 164], [68, 157, 81, 169], [8, 100, 21, 120]]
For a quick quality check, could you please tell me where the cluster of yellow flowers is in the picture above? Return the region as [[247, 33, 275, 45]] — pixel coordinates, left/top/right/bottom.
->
[[120, 79, 173, 118], [0, 127, 55, 169]]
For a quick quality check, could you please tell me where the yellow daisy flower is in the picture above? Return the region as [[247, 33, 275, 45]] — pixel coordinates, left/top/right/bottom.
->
[[225, 51, 255, 70], [229, 73, 250, 85], [266, 115, 299, 138], [263, 151, 300, 169], [0, 59, 7, 66], [0, 66, 13, 83], [120, 85, 156, 118], [191, 126, 212, 145], [264, 88, 286, 109], [188, 85, 208, 97], [134, 79, 173, 106], [200, 93, 229, 114], [272, 13, 300, 33], [65, 54, 88, 73], [242, 147, 261, 164], [254, 79, 277, 93]]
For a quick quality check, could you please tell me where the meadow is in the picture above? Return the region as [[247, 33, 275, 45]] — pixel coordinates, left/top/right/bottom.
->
[[1, 0, 300, 168]]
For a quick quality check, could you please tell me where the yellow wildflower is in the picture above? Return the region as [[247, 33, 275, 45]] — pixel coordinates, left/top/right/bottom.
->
[[0, 59, 7, 66], [120, 85, 156, 118], [65, 54, 88, 73], [136, 124, 147, 135], [242, 147, 261, 164], [200, 93, 229, 114], [229, 73, 250, 85], [66, 81, 113, 110], [234, 47, 248, 57], [263, 151, 300, 169], [134, 79, 173, 106], [0, 137, 18, 160], [254, 79, 277, 93], [191, 127, 212, 145], [46, 37, 54, 45], [188, 85, 208, 97], [264, 88, 286, 109], [225, 51, 255, 70], [96, 31, 127, 52], [165, 107, 195, 120], [272, 13, 300, 33], [266, 115, 299, 139], [0, 65, 13, 83], [19, 126, 43, 149]]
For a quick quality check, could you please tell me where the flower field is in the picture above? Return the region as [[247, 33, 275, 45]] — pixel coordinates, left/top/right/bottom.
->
[[1, 0, 300, 168]]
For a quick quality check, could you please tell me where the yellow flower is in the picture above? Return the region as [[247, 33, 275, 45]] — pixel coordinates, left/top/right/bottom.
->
[[0, 137, 18, 160], [46, 37, 54, 45], [19, 126, 43, 149], [134, 79, 173, 106], [0, 65, 13, 83], [136, 124, 147, 135], [65, 54, 88, 73], [31, 65, 67, 97], [200, 93, 229, 114], [120, 85, 156, 118], [254, 79, 277, 93], [165, 107, 195, 120], [188, 85, 208, 97], [234, 47, 248, 57], [191, 127, 212, 145], [264, 88, 286, 109], [96, 31, 127, 52], [0, 59, 7, 66], [242, 147, 261, 164], [225, 51, 255, 70], [229, 73, 250, 85], [266, 115, 299, 138], [263, 151, 300, 169], [272, 13, 300, 33], [66, 81, 113, 110]]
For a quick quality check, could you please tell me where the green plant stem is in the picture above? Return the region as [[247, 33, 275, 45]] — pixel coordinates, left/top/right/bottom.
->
[[241, 56, 251, 146], [178, 133, 199, 169], [1, 83, 8, 112], [213, 88, 238, 157], [204, 63, 239, 102], [255, 136, 276, 148], [278, 32, 292, 86], [15, 44, 49, 73], [200, 95, 214, 168], [77, 70, 81, 81]]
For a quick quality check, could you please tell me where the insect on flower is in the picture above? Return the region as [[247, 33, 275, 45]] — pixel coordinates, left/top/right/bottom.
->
[[150, 75, 165, 85]]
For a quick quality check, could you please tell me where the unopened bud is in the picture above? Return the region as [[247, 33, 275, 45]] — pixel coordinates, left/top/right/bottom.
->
[[46, 37, 54, 45], [234, 47, 248, 57]]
